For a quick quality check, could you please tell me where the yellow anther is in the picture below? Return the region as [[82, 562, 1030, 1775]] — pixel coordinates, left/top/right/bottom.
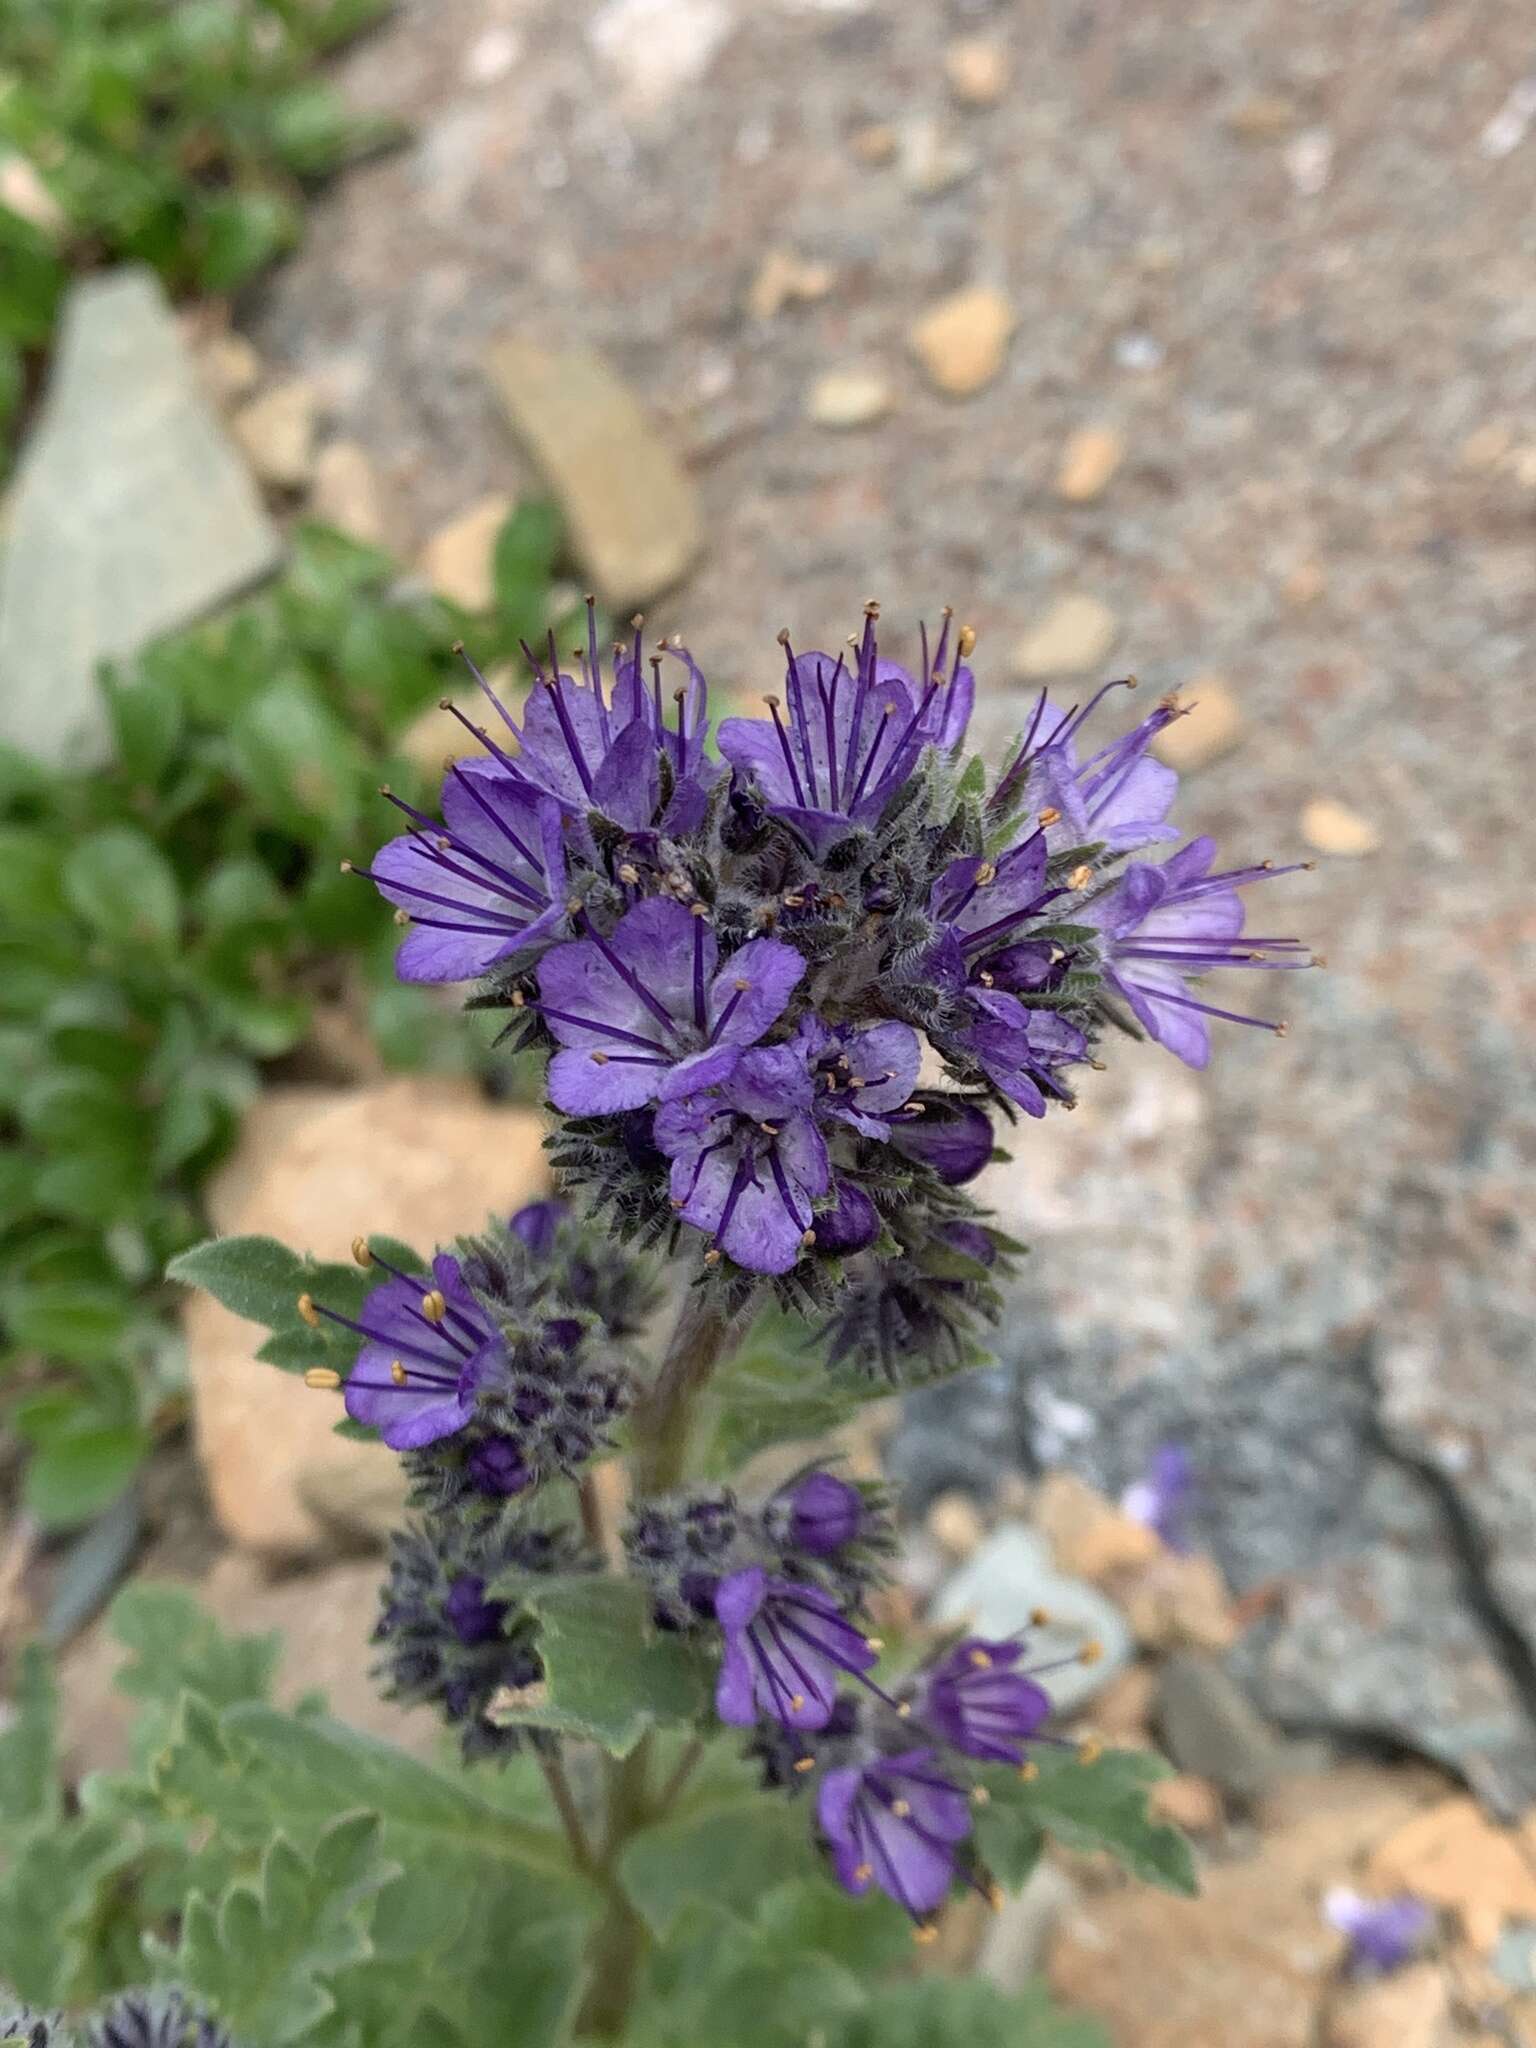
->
[[801, 1228, 817, 1247], [854, 1862, 874, 1883], [421, 1290, 447, 1323], [971, 1785, 991, 1806], [1019, 1761, 1039, 1782], [891, 1798, 911, 1818], [1079, 1640, 1104, 1666], [704, 1247, 722, 1266], [1068, 864, 1095, 890], [1038, 806, 1061, 827], [1078, 1738, 1102, 1766], [304, 1367, 341, 1390], [896, 1700, 913, 1717], [969, 1648, 993, 1670], [297, 1293, 321, 1328], [390, 1360, 407, 1386], [338, 858, 354, 874], [734, 977, 752, 991], [511, 989, 526, 1008], [393, 909, 410, 926], [351, 1237, 373, 1268], [618, 863, 640, 884], [912, 1924, 939, 1946], [974, 861, 997, 886], [793, 1756, 816, 1773], [789, 1693, 806, 1712], [1029, 1607, 1051, 1628], [986, 1883, 1004, 1912], [776, 627, 791, 647], [957, 625, 977, 658]]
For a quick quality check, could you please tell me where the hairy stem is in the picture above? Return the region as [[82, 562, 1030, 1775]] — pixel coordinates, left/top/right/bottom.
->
[[536, 1750, 596, 1876], [628, 1280, 745, 1496], [575, 1743, 653, 2038]]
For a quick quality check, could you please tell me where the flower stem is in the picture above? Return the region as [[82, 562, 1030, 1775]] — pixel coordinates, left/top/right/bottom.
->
[[628, 1279, 747, 1496], [536, 1750, 596, 1877]]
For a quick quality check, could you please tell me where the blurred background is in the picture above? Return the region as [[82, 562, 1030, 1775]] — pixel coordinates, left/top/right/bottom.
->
[[1, 1, 1533, 2041]]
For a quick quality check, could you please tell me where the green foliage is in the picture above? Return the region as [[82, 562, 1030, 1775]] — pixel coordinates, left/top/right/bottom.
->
[[0, 518, 565, 1526], [974, 1748, 1199, 1898], [0, 0, 401, 467]]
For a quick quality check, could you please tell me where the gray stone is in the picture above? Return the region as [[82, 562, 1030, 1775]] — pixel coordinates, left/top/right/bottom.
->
[[1155, 1651, 1291, 1806], [930, 1524, 1131, 1716], [0, 269, 281, 768]]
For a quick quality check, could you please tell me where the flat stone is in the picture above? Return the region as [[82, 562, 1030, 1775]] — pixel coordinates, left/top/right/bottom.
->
[[1116, 1551, 1240, 1654], [909, 286, 1014, 398], [182, 1078, 549, 1558], [1032, 1470, 1161, 1582], [944, 36, 1009, 108], [1011, 593, 1119, 679], [849, 122, 898, 165], [311, 440, 389, 547], [1321, 1966, 1453, 2048], [1156, 1651, 1292, 1805], [1368, 1798, 1536, 1954], [1153, 677, 1245, 770], [1225, 94, 1301, 141], [1300, 797, 1382, 856], [926, 1489, 988, 1559], [196, 332, 263, 409], [232, 376, 321, 491], [898, 118, 978, 198], [1055, 425, 1124, 502], [805, 366, 893, 429], [932, 1524, 1132, 1716], [415, 493, 513, 611], [587, 0, 734, 118], [484, 337, 702, 611], [0, 268, 280, 769], [747, 247, 837, 320]]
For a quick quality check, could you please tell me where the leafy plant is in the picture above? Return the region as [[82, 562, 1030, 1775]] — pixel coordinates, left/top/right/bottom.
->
[[0, 511, 568, 1530], [0, 0, 401, 463]]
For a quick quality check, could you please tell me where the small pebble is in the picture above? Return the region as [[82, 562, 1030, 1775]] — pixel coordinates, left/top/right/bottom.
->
[[1153, 677, 1245, 771], [909, 285, 1014, 398], [1011, 594, 1119, 680], [311, 440, 388, 548], [1224, 93, 1300, 141], [1150, 1774, 1225, 1834], [415, 494, 515, 612], [1055, 425, 1124, 503], [806, 366, 893, 429], [747, 246, 837, 321], [944, 35, 1009, 108], [232, 377, 320, 492], [899, 118, 977, 198], [850, 122, 898, 165], [927, 1490, 988, 1560], [197, 332, 262, 409], [1300, 797, 1381, 857]]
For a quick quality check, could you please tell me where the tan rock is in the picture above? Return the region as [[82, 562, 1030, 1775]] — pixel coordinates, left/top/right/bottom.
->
[[1461, 423, 1514, 471], [850, 122, 898, 165], [484, 336, 702, 611], [1116, 1551, 1239, 1653], [197, 332, 262, 409], [1089, 1662, 1158, 1742], [1011, 594, 1119, 679], [311, 440, 388, 547], [1034, 1470, 1160, 1582], [944, 35, 1009, 107], [1284, 560, 1326, 606], [1153, 677, 1245, 770], [806, 367, 893, 429], [898, 118, 977, 198], [1300, 797, 1381, 857], [0, 153, 66, 236], [747, 247, 836, 320], [415, 494, 513, 612], [183, 1078, 549, 1558], [1369, 1798, 1536, 1953], [398, 675, 518, 779], [1225, 94, 1300, 140], [909, 286, 1014, 399], [1055, 425, 1124, 503], [232, 376, 321, 491], [1150, 1773, 1225, 1834], [927, 1490, 988, 1559], [1321, 1966, 1452, 2048]]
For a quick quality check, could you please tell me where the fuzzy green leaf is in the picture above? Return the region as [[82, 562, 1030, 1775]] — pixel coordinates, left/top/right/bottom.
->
[[112, 1582, 281, 1725], [977, 1747, 1198, 1897], [62, 827, 181, 950], [0, 1645, 58, 1827], [618, 1797, 816, 1939], [698, 1307, 919, 1475], [0, 1816, 132, 2006], [829, 1975, 1109, 2048]]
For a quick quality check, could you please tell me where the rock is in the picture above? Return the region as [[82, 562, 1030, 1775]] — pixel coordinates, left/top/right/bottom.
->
[[415, 493, 513, 612], [978, 1861, 1076, 1992], [849, 122, 898, 165], [196, 332, 262, 409], [898, 119, 977, 199], [1115, 1551, 1239, 1654], [944, 36, 1009, 108], [0, 154, 65, 236], [805, 366, 893, 429], [1321, 1967, 1453, 2048], [1091, 1663, 1159, 1742], [398, 676, 514, 778], [1461, 423, 1514, 472], [932, 1525, 1132, 1715], [1283, 560, 1326, 605], [1368, 1799, 1536, 1954], [232, 376, 321, 491], [909, 286, 1014, 399], [1011, 594, 1119, 679], [1300, 798, 1381, 857], [182, 1078, 549, 1558], [1156, 1651, 1291, 1805], [1033, 1471, 1161, 1582], [1055, 426, 1124, 503], [926, 1489, 988, 1559], [1048, 1765, 1431, 2048], [588, 0, 734, 118], [1224, 94, 1301, 141], [747, 247, 837, 320], [311, 440, 389, 547], [1150, 1774, 1225, 1834], [1286, 129, 1334, 197], [0, 268, 281, 770], [484, 337, 702, 611], [462, 25, 521, 85], [1152, 677, 1245, 770]]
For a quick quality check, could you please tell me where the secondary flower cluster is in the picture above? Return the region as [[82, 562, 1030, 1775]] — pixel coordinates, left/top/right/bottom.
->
[[0, 1993, 233, 2048], [347, 604, 1310, 1312]]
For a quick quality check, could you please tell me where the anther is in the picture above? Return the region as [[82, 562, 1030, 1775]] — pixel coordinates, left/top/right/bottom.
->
[[1068, 863, 1095, 890], [1079, 1640, 1103, 1666], [690, 902, 711, 920], [631, 614, 645, 630], [1038, 806, 1061, 827], [351, 1237, 373, 1267], [957, 625, 977, 658], [789, 1693, 806, 1711], [1019, 1761, 1039, 1782], [987, 1884, 1005, 1912], [866, 1637, 885, 1652], [759, 1122, 780, 1136], [776, 627, 791, 647], [1030, 1607, 1051, 1628], [1078, 1739, 1102, 1766], [566, 898, 582, 914], [971, 1785, 991, 1806], [591, 1051, 610, 1065], [864, 598, 881, 619], [297, 1294, 320, 1327], [304, 1367, 341, 1390], [896, 1700, 913, 1717], [704, 1247, 722, 1266], [969, 1648, 993, 1669], [891, 1799, 912, 1819], [794, 1756, 816, 1774], [451, 639, 465, 656], [390, 1360, 407, 1386], [511, 990, 526, 1008], [854, 1863, 874, 1883], [338, 858, 354, 874], [734, 977, 752, 991], [1274, 1021, 1290, 1037], [421, 1290, 447, 1323], [393, 909, 410, 926], [618, 863, 640, 884], [974, 862, 997, 886], [913, 1925, 938, 1946], [801, 1228, 816, 1247]]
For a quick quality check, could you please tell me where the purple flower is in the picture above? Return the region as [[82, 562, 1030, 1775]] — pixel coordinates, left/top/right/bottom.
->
[[1324, 1888, 1433, 1975], [955, 996, 1087, 1116], [887, 1092, 995, 1184], [443, 619, 722, 834], [466, 1435, 533, 1496], [653, 1044, 831, 1275], [443, 1572, 505, 1646], [786, 1472, 864, 1556], [536, 898, 806, 1116], [510, 1200, 565, 1257], [990, 683, 1181, 854], [818, 1750, 973, 1919], [718, 610, 972, 855], [796, 1016, 922, 1138], [1083, 836, 1312, 1068], [713, 1566, 879, 1730], [1121, 1443, 1195, 1552], [302, 1250, 503, 1451], [936, 1220, 996, 1268], [352, 763, 568, 984], [809, 1180, 883, 1255], [921, 1637, 1052, 1765]]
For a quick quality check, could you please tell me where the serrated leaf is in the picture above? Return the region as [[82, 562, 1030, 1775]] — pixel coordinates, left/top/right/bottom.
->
[[0, 1645, 58, 1828], [164, 1235, 304, 1326], [487, 1576, 712, 1755], [977, 1747, 1197, 1897], [163, 1812, 394, 2044], [0, 1816, 132, 2006], [62, 827, 181, 950], [830, 1974, 1109, 2048], [110, 1582, 280, 1749]]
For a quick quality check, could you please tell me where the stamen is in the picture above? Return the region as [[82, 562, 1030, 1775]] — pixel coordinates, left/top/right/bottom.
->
[[298, 1294, 320, 1327], [304, 1367, 341, 1389], [351, 1237, 373, 1267], [421, 1290, 447, 1323], [390, 1360, 407, 1385]]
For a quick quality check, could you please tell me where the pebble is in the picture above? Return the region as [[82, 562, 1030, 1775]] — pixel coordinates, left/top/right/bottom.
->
[[805, 366, 893, 429], [484, 336, 702, 611], [1369, 1798, 1536, 1954], [1460, 423, 1513, 471], [1118, 1552, 1240, 1654], [311, 440, 388, 547], [1300, 797, 1381, 857], [1284, 559, 1326, 606], [197, 332, 263, 409], [415, 493, 514, 613], [926, 1489, 988, 1559], [462, 25, 521, 85], [0, 153, 66, 236], [1011, 593, 1119, 679], [849, 122, 898, 165], [1321, 1967, 1452, 2048], [932, 1524, 1131, 1714], [747, 246, 837, 320], [1150, 1774, 1226, 1834], [232, 376, 321, 492], [1156, 1650, 1292, 1805], [898, 118, 977, 198], [398, 680, 509, 780], [1032, 1470, 1161, 1581], [1152, 676, 1245, 770], [587, 0, 734, 118], [944, 36, 1009, 108], [909, 285, 1014, 398], [1091, 1662, 1159, 1741], [1055, 424, 1125, 503], [1286, 128, 1334, 197], [1225, 94, 1301, 141]]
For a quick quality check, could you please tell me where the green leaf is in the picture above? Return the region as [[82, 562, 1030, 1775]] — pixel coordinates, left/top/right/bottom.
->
[[0, 1645, 59, 1828], [831, 1975, 1109, 2048], [5, 1282, 134, 1365], [0, 1814, 133, 2007], [164, 1812, 395, 2044], [491, 503, 561, 629], [165, 1235, 361, 1332], [111, 1581, 281, 1730], [977, 1747, 1198, 1897], [23, 1422, 148, 1529], [62, 826, 180, 949], [619, 1798, 816, 1939], [486, 1575, 712, 1755], [199, 188, 301, 291], [101, 669, 183, 783]]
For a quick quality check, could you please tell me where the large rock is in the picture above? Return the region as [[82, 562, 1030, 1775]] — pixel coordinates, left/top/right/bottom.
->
[[0, 269, 280, 768], [184, 1079, 548, 1558], [483, 337, 701, 611]]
